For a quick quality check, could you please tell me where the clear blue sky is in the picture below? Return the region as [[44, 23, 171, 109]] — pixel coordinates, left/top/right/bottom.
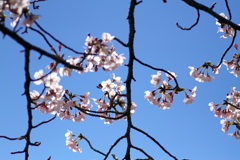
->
[[1, 0, 240, 159]]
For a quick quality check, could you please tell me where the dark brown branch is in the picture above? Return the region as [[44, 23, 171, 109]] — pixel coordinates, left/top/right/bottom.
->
[[75, 106, 127, 120], [210, 2, 217, 10], [124, 0, 138, 159], [224, 0, 232, 20], [104, 136, 126, 160], [114, 37, 128, 47], [216, 30, 237, 68], [11, 150, 25, 154], [223, 100, 240, 110], [134, 56, 180, 88], [131, 145, 153, 159], [29, 27, 57, 54], [0, 135, 25, 140], [82, 136, 106, 156], [132, 125, 178, 160], [23, 48, 33, 159], [0, 24, 83, 71], [32, 114, 57, 128], [176, 9, 200, 30], [182, 0, 240, 30], [34, 22, 84, 54]]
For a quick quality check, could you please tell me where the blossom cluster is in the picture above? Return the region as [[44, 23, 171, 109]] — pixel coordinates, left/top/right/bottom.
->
[[223, 43, 240, 77], [29, 31, 132, 152], [209, 87, 240, 140], [144, 71, 197, 109], [65, 130, 82, 152], [93, 73, 136, 124], [188, 61, 221, 83], [0, 0, 40, 27], [54, 33, 125, 76], [31, 70, 137, 125], [216, 13, 235, 38], [31, 70, 92, 122]]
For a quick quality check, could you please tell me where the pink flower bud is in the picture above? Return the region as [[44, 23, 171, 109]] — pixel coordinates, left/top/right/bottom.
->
[[234, 43, 238, 50]]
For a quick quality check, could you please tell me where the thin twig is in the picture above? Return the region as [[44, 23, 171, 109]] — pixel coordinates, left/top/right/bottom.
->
[[82, 136, 106, 156], [131, 145, 153, 159], [176, 9, 200, 30], [132, 125, 178, 160], [114, 37, 128, 47], [224, 0, 232, 20], [29, 27, 56, 54], [33, 114, 57, 128], [104, 136, 126, 160], [34, 22, 84, 55], [216, 30, 237, 68], [134, 56, 180, 88], [0, 24, 83, 71]]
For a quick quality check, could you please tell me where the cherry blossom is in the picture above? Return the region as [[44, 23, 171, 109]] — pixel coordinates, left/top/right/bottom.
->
[[216, 13, 235, 38], [33, 69, 45, 85], [220, 119, 229, 132], [188, 62, 218, 83], [44, 73, 60, 89], [150, 71, 162, 87], [102, 32, 115, 43], [209, 87, 240, 139], [29, 90, 40, 104], [229, 131, 240, 140], [65, 130, 82, 152], [101, 79, 115, 92], [21, 14, 40, 27], [145, 71, 196, 109]]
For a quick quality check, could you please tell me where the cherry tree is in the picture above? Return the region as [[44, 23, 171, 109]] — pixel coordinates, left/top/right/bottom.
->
[[0, 0, 240, 159]]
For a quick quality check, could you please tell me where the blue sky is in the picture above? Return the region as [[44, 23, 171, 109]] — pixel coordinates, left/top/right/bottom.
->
[[1, 0, 240, 160]]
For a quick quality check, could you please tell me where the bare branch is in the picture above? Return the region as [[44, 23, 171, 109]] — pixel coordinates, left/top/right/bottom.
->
[[224, 0, 232, 20], [104, 136, 126, 160], [132, 125, 178, 160], [114, 37, 128, 47], [0, 24, 83, 71], [33, 114, 57, 128], [182, 0, 240, 30], [176, 9, 200, 30], [216, 30, 237, 68], [0, 135, 25, 140], [134, 56, 180, 88], [81, 136, 106, 156], [131, 145, 153, 159], [34, 22, 84, 55]]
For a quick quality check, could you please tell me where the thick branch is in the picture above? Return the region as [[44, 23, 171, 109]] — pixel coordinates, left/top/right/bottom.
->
[[182, 0, 240, 30]]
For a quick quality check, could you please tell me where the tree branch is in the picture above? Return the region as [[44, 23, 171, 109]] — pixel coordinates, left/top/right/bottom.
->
[[182, 0, 240, 30], [0, 24, 83, 71]]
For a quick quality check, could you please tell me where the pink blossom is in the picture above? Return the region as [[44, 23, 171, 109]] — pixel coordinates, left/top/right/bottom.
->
[[65, 130, 82, 152], [229, 131, 240, 140], [34, 69, 45, 85], [45, 73, 60, 89], [209, 102, 217, 111], [230, 69, 240, 77], [183, 94, 194, 104], [188, 66, 199, 78], [72, 111, 85, 122], [220, 119, 229, 132], [21, 14, 40, 27], [150, 71, 162, 87], [101, 79, 115, 92], [102, 32, 115, 43]]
